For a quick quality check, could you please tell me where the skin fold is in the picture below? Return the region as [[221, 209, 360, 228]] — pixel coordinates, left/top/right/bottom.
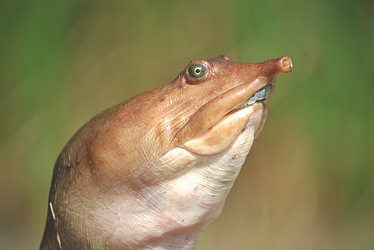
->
[[40, 55, 293, 250]]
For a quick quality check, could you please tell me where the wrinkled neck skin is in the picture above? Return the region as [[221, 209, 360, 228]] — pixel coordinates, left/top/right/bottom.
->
[[40, 55, 292, 250], [42, 112, 262, 250]]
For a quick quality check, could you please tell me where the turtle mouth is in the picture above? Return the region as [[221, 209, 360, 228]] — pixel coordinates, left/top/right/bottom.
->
[[236, 84, 272, 109], [180, 83, 273, 155]]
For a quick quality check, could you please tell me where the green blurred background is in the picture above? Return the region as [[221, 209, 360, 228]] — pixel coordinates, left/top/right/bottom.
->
[[1, 0, 373, 249]]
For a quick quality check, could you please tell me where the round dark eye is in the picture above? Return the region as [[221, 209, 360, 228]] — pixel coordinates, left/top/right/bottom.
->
[[188, 64, 206, 78]]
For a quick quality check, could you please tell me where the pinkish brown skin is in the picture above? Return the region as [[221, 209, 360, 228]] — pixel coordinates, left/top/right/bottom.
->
[[40, 55, 293, 250]]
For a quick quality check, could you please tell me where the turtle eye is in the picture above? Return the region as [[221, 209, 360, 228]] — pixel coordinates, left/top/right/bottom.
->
[[184, 60, 212, 84], [188, 64, 207, 78]]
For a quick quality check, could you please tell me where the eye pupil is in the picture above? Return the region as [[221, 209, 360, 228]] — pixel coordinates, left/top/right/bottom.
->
[[188, 64, 206, 78]]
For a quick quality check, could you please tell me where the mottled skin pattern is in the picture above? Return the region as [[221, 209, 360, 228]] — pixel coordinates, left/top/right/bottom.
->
[[40, 55, 293, 249]]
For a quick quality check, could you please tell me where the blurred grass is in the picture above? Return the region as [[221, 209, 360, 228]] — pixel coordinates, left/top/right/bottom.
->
[[1, 0, 373, 249]]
